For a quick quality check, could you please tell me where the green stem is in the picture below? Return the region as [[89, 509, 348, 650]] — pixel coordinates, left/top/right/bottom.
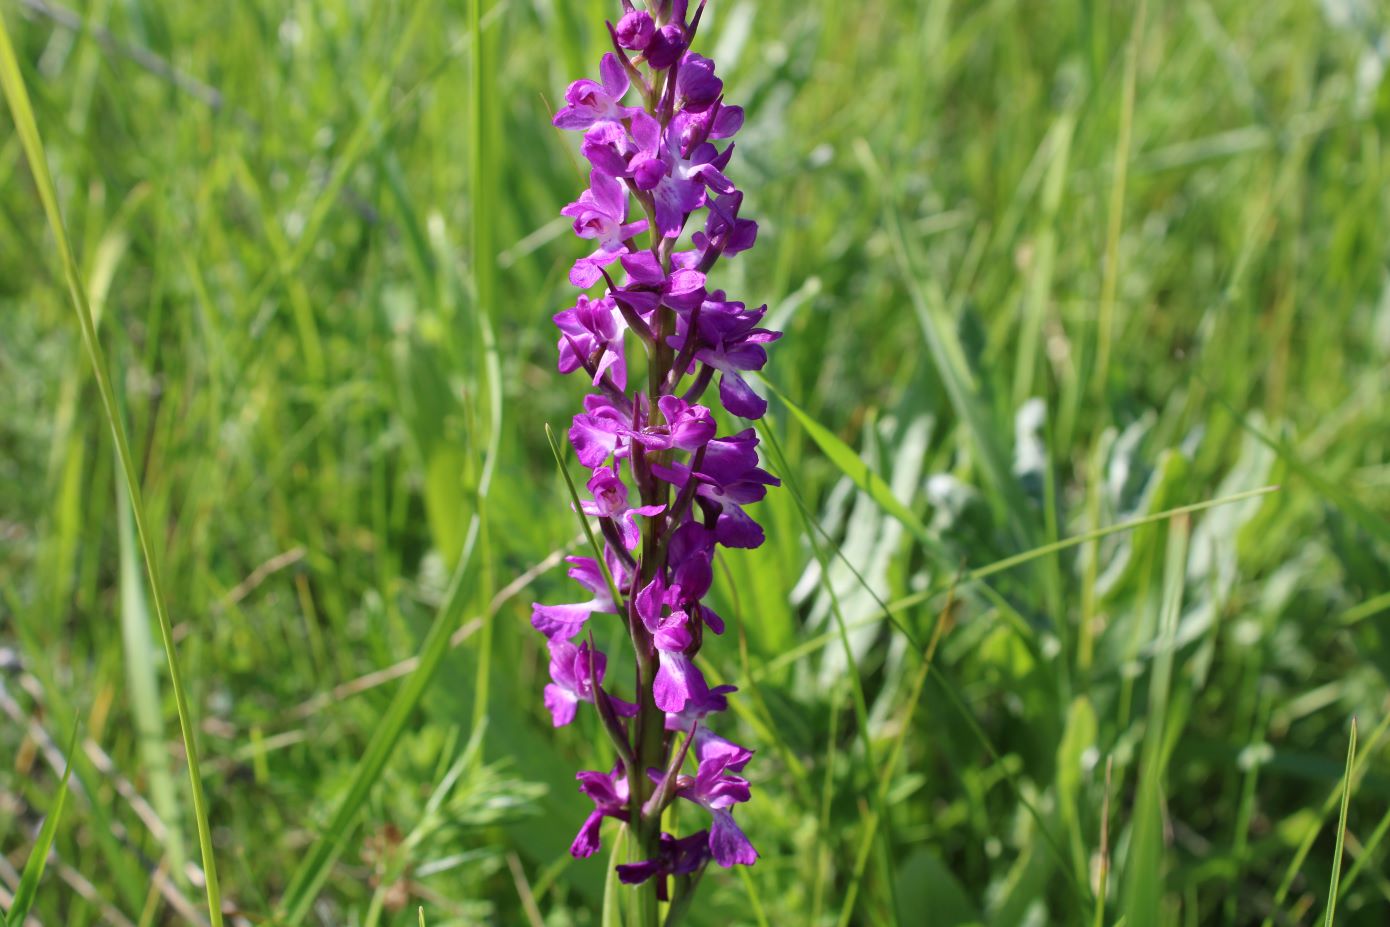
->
[[630, 300, 675, 927]]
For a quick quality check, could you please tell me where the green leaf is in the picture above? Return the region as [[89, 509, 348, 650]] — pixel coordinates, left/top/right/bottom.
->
[[7, 724, 78, 924]]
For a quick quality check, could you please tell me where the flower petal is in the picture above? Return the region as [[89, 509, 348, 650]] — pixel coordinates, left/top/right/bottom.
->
[[708, 810, 758, 867]]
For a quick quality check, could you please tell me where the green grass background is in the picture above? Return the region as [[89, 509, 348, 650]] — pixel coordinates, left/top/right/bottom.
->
[[2, 0, 1389, 924]]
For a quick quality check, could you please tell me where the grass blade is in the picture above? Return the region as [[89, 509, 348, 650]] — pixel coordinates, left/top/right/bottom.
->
[[0, 15, 225, 926], [856, 139, 1031, 545], [116, 462, 187, 877], [1121, 513, 1190, 927], [1260, 711, 1390, 927], [835, 595, 950, 927], [7, 723, 78, 924], [764, 380, 937, 551], [600, 826, 625, 927], [1322, 719, 1357, 927], [1094, 0, 1148, 397]]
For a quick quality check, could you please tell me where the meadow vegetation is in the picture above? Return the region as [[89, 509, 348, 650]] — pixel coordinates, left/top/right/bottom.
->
[[1, 0, 1388, 924]]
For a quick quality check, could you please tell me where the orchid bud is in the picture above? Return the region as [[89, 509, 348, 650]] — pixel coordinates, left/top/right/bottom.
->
[[615, 9, 655, 50]]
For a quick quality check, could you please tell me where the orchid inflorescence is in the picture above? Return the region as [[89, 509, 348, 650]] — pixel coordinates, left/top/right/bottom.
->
[[532, 0, 778, 910]]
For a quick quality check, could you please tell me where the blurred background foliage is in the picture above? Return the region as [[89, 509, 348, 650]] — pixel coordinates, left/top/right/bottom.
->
[[1, 0, 1389, 924]]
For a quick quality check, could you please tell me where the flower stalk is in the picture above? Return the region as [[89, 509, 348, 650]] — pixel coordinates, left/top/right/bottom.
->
[[534, 0, 778, 919]]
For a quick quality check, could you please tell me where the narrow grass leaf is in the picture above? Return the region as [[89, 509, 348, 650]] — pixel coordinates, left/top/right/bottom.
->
[[1209, 390, 1390, 544], [116, 464, 186, 876], [7, 723, 78, 924], [1260, 711, 1390, 927], [601, 826, 625, 927], [835, 597, 949, 927], [1321, 719, 1356, 927], [765, 381, 938, 552], [1121, 514, 1189, 927], [0, 17, 225, 926]]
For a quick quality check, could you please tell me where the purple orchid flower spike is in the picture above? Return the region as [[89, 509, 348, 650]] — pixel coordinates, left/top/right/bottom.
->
[[571, 766, 631, 858], [536, 3, 775, 909]]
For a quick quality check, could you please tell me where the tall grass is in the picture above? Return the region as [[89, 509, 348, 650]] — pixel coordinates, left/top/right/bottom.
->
[[2, 0, 1388, 924]]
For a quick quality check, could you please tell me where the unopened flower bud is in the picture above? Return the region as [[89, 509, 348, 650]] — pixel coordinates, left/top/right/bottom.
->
[[615, 10, 655, 50]]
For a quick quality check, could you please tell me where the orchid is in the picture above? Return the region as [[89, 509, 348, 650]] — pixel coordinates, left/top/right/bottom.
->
[[531, 2, 776, 920]]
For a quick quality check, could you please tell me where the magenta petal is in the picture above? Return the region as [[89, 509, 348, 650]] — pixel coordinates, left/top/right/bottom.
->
[[714, 503, 765, 549], [698, 602, 725, 635], [531, 601, 596, 639], [590, 170, 626, 217], [654, 624, 692, 653], [545, 684, 579, 727], [635, 576, 666, 629], [599, 53, 629, 99], [569, 257, 605, 288], [570, 810, 605, 858], [553, 107, 593, 131], [708, 810, 758, 867], [619, 513, 642, 550], [710, 105, 744, 139], [696, 732, 754, 772], [616, 858, 662, 885], [608, 694, 640, 718], [653, 653, 690, 712], [717, 370, 768, 419], [654, 651, 706, 712], [620, 250, 666, 285]]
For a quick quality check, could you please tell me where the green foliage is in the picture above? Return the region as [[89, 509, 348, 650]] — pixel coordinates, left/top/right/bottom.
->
[[2, 0, 1389, 924], [5, 724, 76, 925]]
